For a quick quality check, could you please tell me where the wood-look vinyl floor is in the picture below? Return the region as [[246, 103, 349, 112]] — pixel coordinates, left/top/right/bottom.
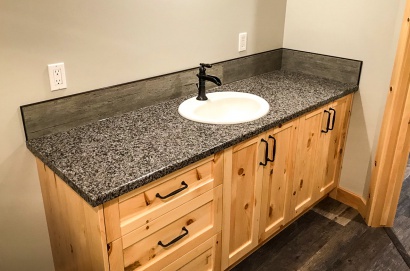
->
[[389, 156, 410, 261], [232, 197, 410, 271]]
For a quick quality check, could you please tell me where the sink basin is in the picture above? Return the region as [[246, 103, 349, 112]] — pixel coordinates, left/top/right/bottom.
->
[[178, 92, 270, 124]]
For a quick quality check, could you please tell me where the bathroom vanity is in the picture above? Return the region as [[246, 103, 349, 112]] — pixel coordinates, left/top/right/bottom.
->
[[23, 49, 361, 270]]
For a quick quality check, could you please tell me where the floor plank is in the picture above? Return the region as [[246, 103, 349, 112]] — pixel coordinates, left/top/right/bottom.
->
[[232, 198, 409, 271], [392, 156, 410, 253], [368, 242, 410, 271], [330, 227, 395, 271]]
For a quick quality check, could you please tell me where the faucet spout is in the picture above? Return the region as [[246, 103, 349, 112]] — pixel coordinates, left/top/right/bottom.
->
[[197, 75, 222, 86], [196, 63, 222, 101]]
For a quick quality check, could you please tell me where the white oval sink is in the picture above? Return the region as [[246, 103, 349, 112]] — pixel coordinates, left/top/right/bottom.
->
[[178, 92, 270, 124]]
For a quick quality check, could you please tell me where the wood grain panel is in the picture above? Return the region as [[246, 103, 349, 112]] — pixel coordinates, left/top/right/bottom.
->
[[259, 120, 298, 242], [230, 142, 257, 253], [222, 135, 264, 268], [36, 158, 109, 271], [291, 107, 324, 215]]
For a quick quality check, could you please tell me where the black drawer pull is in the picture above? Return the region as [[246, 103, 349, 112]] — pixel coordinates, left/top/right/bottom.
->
[[158, 227, 189, 248], [156, 181, 188, 200], [328, 108, 336, 130], [268, 135, 276, 163], [321, 110, 331, 133], [260, 138, 269, 166]]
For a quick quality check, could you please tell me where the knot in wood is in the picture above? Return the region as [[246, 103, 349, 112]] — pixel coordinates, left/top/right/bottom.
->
[[238, 168, 244, 175]]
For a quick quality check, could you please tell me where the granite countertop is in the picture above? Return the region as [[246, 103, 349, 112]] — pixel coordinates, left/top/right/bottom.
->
[[27, 70, 358, 207]]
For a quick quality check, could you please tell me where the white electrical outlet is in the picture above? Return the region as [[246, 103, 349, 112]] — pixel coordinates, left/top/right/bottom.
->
[[48, 63, 67, 91], [238, 32, 247, 52]]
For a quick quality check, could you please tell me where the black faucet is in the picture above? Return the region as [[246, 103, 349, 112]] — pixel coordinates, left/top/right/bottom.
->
[[196, 63, 222, 100]]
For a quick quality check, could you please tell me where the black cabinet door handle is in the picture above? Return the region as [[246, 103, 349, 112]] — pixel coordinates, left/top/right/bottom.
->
[[156, 181, 188, 200], [321, 110, 331, 133], [158, 227, 189, 248], [328, 108, 336, 131], [260, 138, 269, 166], [268, 135, 276, 163]]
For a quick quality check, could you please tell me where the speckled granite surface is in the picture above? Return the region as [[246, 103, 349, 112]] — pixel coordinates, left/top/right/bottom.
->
[[27, 71, 358, 207]]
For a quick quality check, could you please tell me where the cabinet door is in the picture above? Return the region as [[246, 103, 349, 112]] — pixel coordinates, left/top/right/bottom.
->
[[222, 135, 264, 269], [291, 106, 328, 216], [259, 120, 297, 242], [316, 95, 353, 198]]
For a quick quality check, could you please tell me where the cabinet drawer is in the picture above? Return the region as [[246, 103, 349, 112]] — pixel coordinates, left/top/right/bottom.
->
[[118, 157, 220, 236], [162, 233, 221, 271], [109, 185, 222, 271]]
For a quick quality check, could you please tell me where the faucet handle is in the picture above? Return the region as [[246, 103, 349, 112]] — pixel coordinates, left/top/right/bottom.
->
[[200, 63, 212, 68]]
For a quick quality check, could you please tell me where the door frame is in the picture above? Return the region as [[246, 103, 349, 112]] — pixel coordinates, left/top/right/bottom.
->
[[366, 1, 410, 227]]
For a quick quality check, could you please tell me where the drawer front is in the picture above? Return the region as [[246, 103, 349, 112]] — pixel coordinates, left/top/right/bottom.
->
[[109, 185, 222, 271], [161, 233, 221, 271], [118, 157, 220, 236]]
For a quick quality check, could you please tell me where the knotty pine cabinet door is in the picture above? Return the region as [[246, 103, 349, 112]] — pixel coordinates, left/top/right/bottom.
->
[[258, 120, 298, 242], [290, 105, 328, 217], [315, 95, 353, 199], [222, 135, 264, 269]]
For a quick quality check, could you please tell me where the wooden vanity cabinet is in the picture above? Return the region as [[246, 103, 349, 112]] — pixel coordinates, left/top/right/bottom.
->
[[35, 94, 353, 271]]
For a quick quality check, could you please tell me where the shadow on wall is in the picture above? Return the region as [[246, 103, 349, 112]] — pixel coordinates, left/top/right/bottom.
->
[[0, 143, 54, 271], [340, 91, 372, 198]]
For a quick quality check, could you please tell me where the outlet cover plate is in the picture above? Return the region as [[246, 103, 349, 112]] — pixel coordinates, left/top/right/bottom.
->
[[48, 63, 67, 91], [238, 32, 247, 52]]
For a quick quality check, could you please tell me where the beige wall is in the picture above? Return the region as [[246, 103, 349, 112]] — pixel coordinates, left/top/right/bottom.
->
[[283, 0, 406, 198], [0, 0, 286, 269]]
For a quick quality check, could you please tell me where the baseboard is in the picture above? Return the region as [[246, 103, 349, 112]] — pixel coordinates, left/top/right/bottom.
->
[[330, 187, 367, 219]]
